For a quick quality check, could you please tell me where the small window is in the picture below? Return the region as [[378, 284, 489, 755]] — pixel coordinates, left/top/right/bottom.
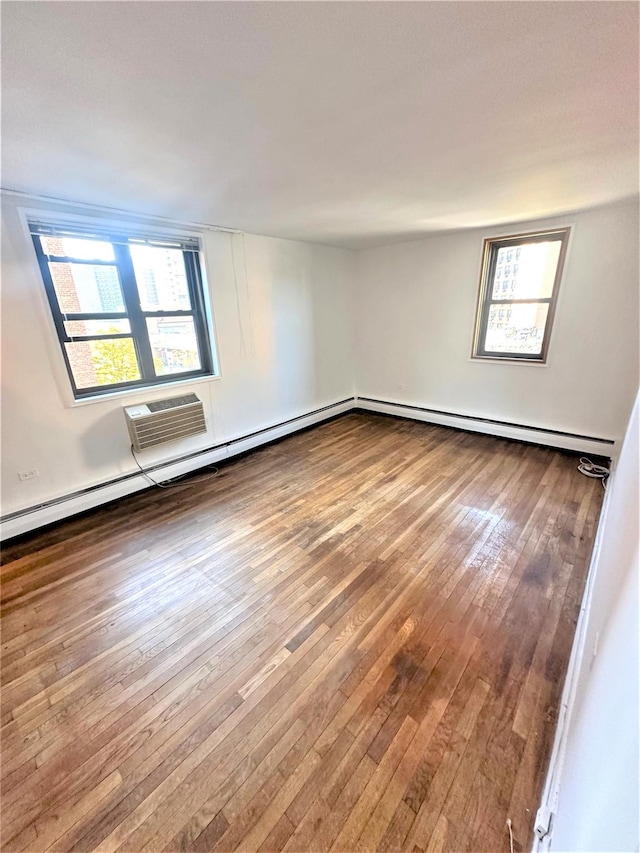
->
[[30, 223, 216, 398], [472, 228, 570, 362]]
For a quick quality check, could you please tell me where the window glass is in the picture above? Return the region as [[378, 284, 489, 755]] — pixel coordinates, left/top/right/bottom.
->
[[484, 303, 549, 355], [146, 317, 201, 375], [40, 236, 115, 261], [65, 339, 140, 388], [49, 263, 125, 314], [491, 241, 561, 301], [129, 245, 192, 311]]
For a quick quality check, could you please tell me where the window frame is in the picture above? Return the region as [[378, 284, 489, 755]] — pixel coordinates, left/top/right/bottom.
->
[[30, 224, 216, 399], [471, 227, 571, 364]]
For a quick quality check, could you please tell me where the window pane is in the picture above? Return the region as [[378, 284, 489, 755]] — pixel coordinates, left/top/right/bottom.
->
[[129, 245, 192, 311], [49, 262, 125, 313], [492, 241, 562, 300], [484, 302, 549, 355], [64, 319, 131, 336], [40, 236, 115, 261], [65, 338, 140, 388], [147, 316, 201, 375]]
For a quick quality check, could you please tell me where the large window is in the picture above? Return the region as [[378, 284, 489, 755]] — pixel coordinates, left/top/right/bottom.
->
[[30, 223, 216, 398], [472, 228, 570, 363]]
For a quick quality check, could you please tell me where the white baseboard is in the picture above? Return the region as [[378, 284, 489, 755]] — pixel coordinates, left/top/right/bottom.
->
[[0, 398, 355, 540], [355, 397, 616, 458]]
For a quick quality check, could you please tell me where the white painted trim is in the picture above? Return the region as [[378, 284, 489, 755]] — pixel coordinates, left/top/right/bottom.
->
[[355, 397, 616, 457], [531, 453, 618, 853], [0, 399, 355, 540]]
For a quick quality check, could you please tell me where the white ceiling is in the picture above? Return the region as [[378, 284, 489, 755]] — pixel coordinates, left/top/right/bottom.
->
[[2, 2, 638, 248]]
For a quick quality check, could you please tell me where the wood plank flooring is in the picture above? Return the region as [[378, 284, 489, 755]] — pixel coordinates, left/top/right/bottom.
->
[[0, 413, 603, 852]]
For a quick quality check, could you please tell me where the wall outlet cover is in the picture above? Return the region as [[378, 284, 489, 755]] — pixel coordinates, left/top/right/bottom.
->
[[18, 468, 40, 481]]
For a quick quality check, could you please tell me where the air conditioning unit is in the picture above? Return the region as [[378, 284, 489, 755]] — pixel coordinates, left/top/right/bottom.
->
[[124, 393, 207, 452]]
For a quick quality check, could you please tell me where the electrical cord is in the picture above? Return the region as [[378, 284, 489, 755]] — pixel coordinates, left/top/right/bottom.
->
[[577, 457, 610, 490], [130, 446, 219, 490], [506, 819, 514, 853]]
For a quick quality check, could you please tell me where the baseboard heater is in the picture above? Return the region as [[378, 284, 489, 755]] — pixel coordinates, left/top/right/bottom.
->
[[1, 395, 614, 539], [355, 397, 615, 457]]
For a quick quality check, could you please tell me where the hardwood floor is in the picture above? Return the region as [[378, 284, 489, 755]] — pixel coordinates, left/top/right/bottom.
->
[[0, 413, 603, 853]]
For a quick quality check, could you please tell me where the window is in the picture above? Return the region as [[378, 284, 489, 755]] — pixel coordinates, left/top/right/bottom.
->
[[472, 228, 570, 362], [30, 223, 216, 398]]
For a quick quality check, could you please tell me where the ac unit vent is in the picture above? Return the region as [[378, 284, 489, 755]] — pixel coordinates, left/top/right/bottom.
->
[[124, 393, 207, 452]]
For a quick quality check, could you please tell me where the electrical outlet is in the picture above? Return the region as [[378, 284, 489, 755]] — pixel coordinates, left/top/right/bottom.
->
[[18, 468, 39, 482], [535, 806, 553, 840]]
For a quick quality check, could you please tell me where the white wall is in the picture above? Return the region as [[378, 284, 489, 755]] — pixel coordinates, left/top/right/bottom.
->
[[3, 196, 638, 524], [0, 194, 354, 517], [354, 201, 639, 444], [547, 393, 639, 853]]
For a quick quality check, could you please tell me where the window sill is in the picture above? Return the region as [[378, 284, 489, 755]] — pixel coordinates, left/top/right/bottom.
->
[[67, 372, 221, 408], [469, 355, 550, 367]]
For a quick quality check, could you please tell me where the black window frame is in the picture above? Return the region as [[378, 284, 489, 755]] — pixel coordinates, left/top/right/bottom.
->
[[472, 228, 571, 363], [30, 223, 216, 399]]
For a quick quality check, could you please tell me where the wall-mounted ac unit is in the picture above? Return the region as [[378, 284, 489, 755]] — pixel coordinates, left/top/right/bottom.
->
[[124, 393, 207, 452]]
